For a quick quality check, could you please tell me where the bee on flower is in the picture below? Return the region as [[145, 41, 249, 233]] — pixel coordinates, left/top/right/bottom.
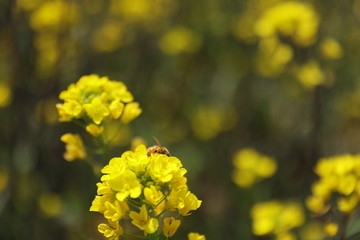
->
[[90, 144, 202, 239]]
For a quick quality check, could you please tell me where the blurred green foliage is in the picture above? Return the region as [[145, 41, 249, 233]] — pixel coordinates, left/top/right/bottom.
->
[[2, 0, 360, 239]]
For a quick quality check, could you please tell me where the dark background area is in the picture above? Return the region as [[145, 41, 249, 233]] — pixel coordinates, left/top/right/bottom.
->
[[1, 0, 360, 239]]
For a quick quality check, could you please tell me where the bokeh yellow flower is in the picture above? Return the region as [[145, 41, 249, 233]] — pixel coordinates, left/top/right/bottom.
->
[[251, 200, 304, 237], [60, 133, 87, 161], [233, 148, 277, 188]]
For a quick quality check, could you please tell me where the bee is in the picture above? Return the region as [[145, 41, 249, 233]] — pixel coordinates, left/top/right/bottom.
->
[[146, 137, 170, 156]]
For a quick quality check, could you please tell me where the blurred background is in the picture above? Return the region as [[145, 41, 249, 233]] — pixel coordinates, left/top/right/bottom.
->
[[1, 0, 360, 239]]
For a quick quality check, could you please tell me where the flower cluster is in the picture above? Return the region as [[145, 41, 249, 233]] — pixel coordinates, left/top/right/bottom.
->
[[306, 154, 360, 216], [251, 200, 304, 240], [60, 133, 87, 161], [254, 1, 319, 47], [90, 144, 202, 239], [57, 74, 141, 128], [232, 148, 277, 188]]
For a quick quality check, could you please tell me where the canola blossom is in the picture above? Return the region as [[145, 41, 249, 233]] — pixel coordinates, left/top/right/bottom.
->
[[251, 200, 304, 238], [90, 144, 202, 239], [254, 1, 319, 47], [188, 232, 206, 240], [232, 148, 277, 188], [307, 154, 360, 216], [60, 133, 87, 161], [56, 74, 141, 125]]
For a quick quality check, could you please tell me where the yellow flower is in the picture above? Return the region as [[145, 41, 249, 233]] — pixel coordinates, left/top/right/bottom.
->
[[121, 102, 142, 123], [254, 1, 319, 46], [320, 38, 343, 59], [337, 194, 358, 214], [109, 100, 125, 119], [308, 154, 360, 216], [251, 201, 304, 236], [57, 74, 141, 124], [159, 26, 202, 55], [86, 123, 104, 136], [60, 133, 86, 161], [98, 221, 123, 239], [107, 170, 142, 201], [144, 185, 164, 206], [38, 192, 62, 217], [60, 100, 83, 118], [167, 188, 202, 216], [84, 98, 110, 124], [129, 204, 159, 234], [323, 222, 338, 237], [0, 82, 12, 108], [148, 154, 183, 183], [163, 217, 181, 237], [30, 0, 78, 31], [297, 61, 325, 89], [188, 232, 206, 240], [91, 144, 201, 237], [103, 200, 128, 222], [305, 195, 329, 215], [233, 148, 277, 188], [90, 195, 113, 213], [276, 232, 296, 240]]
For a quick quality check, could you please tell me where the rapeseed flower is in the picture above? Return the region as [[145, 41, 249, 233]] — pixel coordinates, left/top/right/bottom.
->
[[90, 144, 202, 239], [233, 148, 277, 188], [60, 133, 86, 161], [188, 232, 206, 240], [57, 74, 141, 125], [129, 204, 159, 234], [307, 154, 360, 215], [251, 200, 304, 238], [254, 1, 319, 47], [163, 217, 181, 237], [0, 82, 12, 108], [57, 74, 142, 161]]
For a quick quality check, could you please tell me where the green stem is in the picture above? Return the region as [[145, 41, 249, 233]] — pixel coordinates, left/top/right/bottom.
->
[[127, 199, 141, 209]]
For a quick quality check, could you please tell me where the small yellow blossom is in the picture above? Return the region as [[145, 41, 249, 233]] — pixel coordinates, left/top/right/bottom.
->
[[233, 148, 277, 188], [148, 154, 182, 183], [60, 133, 86, 161], [129, 204, 159, 234], [30, 0, 78, 32], [337, 194, 358, 214], [103, 200, 127, 222], [163, 217, 181, 237], [38, 192, 62, 217], [323, 222, 338, 237], [251, 200, 304, 236], [0, 82, 12, 108], [121, 102, 142, 124], [0, 168, 9, 192], [107, 170, 142, 201], [159, 26, 202, 55], [297, 61, 325, 89], [84, 98, 110, 124], [144, 185, 164, 206], [188, 232, 206, 240], [86, 123, 104, 137], [276, 232, 296, 240], [98, 221, 123, 239], [320, 38, 343, 59], [167, 188, 202, 216]]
